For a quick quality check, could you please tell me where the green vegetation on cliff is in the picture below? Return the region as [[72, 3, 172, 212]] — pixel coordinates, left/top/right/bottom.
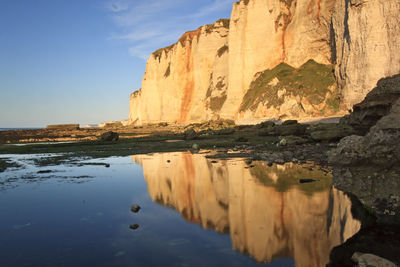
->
[[239, 60, 337, 112]]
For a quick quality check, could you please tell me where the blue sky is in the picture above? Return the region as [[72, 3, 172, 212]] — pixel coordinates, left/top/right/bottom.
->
[[0, 0, 235, 127]]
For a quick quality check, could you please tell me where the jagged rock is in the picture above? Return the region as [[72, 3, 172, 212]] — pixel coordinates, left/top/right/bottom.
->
[[99, 131, 119, 142], [351, 252, 397, 267], [340, 74, 400, 135]]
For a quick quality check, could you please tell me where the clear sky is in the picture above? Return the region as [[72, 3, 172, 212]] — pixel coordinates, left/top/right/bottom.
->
[[0, 0, 235, 128]]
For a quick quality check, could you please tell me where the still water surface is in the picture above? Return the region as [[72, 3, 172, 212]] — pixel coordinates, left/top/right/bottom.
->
[[0, 152, 361, 267]]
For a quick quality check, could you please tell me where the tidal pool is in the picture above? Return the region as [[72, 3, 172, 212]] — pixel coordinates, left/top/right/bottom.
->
[[0, 152, 361, 267]]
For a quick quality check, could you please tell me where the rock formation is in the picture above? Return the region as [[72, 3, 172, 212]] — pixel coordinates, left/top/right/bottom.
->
[[129, 0, 400, 125], [133, 152, 361, 266], [329, 75, 400, 223]]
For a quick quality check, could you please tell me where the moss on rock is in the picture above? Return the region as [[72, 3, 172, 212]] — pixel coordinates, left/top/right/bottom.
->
[[239, 60, 336, 112]]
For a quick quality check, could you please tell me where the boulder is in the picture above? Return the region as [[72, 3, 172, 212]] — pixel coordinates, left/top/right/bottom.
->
[[99, 131, 119, 141], [282, 120, 298, 126]]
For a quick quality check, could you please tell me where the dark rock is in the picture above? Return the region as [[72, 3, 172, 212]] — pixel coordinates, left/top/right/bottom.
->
[[130, 204, 141, 213], [236, 136, 248, 142], [328, 225, 400, 267], [129, 224, 139, 230], [259, 123, 307, 136], [282, 120, 298, 125], [341, 74, 400, 135], [37, 170, 52, 174], [257, 121, 275, 128], [329, 86, 400, 223], [104, 164, 110, 168], [184, 128, 197, 140], [267, 162, 273, 167], [211, 160, 218, 163], [245, 159, 252, 165], [167, 160, 171, 163], [99, 131, 119, 141], [275, 123, 307, 136], [299, 178, 317, 184]]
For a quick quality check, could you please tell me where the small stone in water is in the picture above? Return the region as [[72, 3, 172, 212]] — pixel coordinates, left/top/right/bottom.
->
[[129, 224, 139, 230], [105, 164, 110, 168], [130, 204, 141, 213]]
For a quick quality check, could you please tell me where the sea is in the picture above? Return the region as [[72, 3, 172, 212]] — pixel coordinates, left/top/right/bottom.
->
[[0, 128, 43, 131]]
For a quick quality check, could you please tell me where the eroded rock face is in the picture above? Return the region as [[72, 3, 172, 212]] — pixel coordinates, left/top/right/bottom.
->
[[129, 20, 229, 125], [332, 0, 400, 108], [133, 152, 361, 266]]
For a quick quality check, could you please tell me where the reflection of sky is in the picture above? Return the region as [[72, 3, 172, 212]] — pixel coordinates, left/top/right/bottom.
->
[[0, 155, 292, 267]]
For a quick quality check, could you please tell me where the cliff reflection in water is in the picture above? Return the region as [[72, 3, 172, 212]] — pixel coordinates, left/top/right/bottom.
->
[[133, 152, 361, 266]]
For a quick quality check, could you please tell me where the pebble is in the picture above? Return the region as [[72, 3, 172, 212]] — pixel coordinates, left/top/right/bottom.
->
[[130, 204, 141, 213], [129, 224, 139, 230]]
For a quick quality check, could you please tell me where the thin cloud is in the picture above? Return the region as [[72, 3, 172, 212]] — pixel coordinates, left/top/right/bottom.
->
[[106, 0, 235, 60], [105, 0, 130, 12]]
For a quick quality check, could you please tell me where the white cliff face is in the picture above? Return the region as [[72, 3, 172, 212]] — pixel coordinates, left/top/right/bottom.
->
[[332, 0, 400, 108], [221, 0, 336, 119], [129, 20, 229, 125]]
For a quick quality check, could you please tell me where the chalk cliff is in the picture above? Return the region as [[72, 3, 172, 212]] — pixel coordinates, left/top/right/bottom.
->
[[129, 19, 229, 124], [132, 152, 361, 266], [129, 0, 400, 125], [332, 0, 400, 108]]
